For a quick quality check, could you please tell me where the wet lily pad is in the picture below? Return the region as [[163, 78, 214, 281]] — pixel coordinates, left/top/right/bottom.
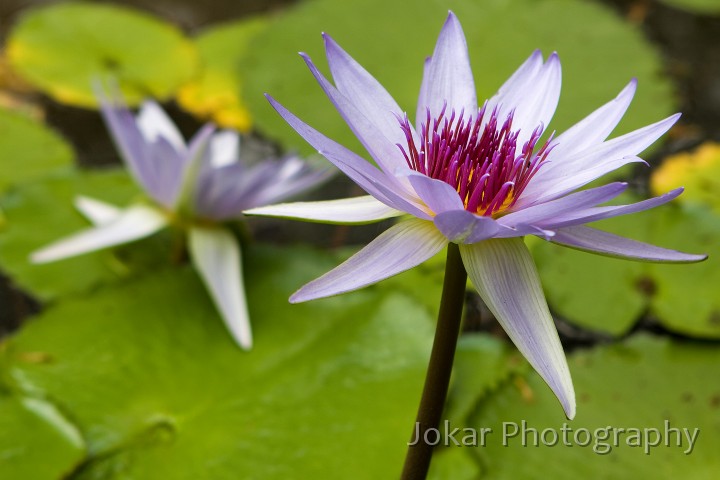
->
[[466, 334, 720, 479], [0, 393, 85, 479], [7, 2, 198, 108], [178, 16, 268, 132], [0, 108, 73, 192], [243, 0, 674, 157], [0, 168, 143, 301], [650, 142, 720, 213], [1, 244, 435, 479]]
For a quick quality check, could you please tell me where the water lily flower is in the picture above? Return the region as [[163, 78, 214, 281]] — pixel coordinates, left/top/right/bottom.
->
[[246, 12, 706, 418], [31, 97, 331, 349]]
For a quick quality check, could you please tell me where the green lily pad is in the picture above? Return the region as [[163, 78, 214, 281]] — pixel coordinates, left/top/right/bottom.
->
[[7, 2, 198, 108], [1, 244, 435, 479], [465, 334, 720, 479], [0, 108, 74, 192], [659, 0, 720, 14], [648, 205, 720, 339], [178, 16, 268, 132], [0, 393, 85, 479], [243, 0, 674, 157], [428, 445, 482, 480], [444, 334, 528, 428], [0, 168, 145, 301]]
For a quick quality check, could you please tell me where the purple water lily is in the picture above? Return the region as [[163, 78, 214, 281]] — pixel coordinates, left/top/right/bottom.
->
[[246, 12, 706, 418], [31, 97, 331, 349]]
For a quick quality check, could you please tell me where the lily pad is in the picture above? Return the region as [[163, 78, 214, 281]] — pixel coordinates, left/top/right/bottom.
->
[[177, 16, 268, 132], [444, 334, 528, 428], [0, 108, 74, 192], [466, 334, 720, 479], [0, 393, 86, 479], [7, 2, 198, 108], [648, 205, 720, 339], [650, 142, 720, 213], [243, 0, 674, 157], [1, 244, 436, 479], [428, 446, 482, 480], [0, 168, 144, 301]]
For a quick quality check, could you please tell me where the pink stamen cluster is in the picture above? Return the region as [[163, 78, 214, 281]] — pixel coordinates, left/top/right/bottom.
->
[[397, 103, 554, 216]]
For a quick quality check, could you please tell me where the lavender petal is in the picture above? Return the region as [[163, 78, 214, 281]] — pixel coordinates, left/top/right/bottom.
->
[[189, 226, 252, 349], [537, 188, 684, 230], [324, 33, 415, 154], [300, 53, 411, 181], [417, 11, 477, 121], [245, 196, 403, 224], [523, 113, 680, 205], [460, 238, 576, 419], [30, 205, 167, 263], [290, 218, 447, 302], [266, 95, 429, 218], [551, 225, 707, 263], [500, 182, 628, 228], [434, 210, 500, 244]]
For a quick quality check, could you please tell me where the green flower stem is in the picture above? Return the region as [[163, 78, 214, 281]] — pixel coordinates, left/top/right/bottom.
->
[[401, 242, 467, 479]]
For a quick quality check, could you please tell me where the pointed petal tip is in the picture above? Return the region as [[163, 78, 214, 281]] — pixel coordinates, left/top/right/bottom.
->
[[564, 398, 577, 420], [289, 291, 306, 304], [29, 251, 49, 264], [236, 336, 253, 350], [441, 10, 463, 32]]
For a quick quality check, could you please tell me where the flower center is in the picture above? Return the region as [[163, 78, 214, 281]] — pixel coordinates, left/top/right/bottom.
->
[[397, 103, 553, 217]]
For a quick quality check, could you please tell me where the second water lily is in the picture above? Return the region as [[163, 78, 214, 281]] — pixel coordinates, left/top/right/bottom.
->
[[31, 96, 331, 349]]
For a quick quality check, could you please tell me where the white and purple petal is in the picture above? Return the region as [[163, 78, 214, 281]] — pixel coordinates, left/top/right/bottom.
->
[[523, 113, 680, 205], [265, 95, 429, 218], [324, 33, 414, 153], [244, 196, 403, 224], [460, 238, 575, 419], [545, 79, 637, 162], [550, 225, 707, 263], [537, 188, 684, 230], [30, 205, 167, 263], [74, 196, 122, 226], [499, 182, 628, 229], [189, 226, 252, 349], [290, 218, 447, 302], [300, 53, 412, 181], [484, 50, 560, 146], [434, 210, 500, 244], [136, 101, 186, 151], [417, 11, 477, 122], [403, 170, 464, 214]]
